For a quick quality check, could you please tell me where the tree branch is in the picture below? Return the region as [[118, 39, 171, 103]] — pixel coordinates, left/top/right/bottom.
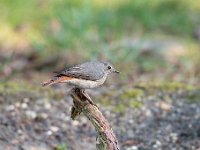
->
[[70, 88, 120, 150]]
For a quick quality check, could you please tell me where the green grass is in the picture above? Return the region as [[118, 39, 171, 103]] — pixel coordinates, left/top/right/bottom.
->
[[55, 144, 68, 150], [1, 0, 200, 68], [1, 0, 199, 46]]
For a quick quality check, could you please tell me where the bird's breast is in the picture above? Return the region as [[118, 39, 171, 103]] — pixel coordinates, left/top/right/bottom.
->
[[67, 74, 107, 89]]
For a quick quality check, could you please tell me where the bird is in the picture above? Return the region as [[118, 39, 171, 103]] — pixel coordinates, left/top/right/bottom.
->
[[41, 61, 119, 89]]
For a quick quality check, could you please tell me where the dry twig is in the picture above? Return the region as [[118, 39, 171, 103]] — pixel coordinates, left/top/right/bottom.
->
[[70, 88, 120, 150]]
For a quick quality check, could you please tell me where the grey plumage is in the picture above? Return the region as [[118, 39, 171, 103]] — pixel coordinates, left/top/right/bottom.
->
[[42, 61, 119, 87], [56, 61, 106, 81]]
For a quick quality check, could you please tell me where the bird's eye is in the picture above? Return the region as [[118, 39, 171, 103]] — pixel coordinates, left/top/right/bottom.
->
[[107, 66, 111, 70]]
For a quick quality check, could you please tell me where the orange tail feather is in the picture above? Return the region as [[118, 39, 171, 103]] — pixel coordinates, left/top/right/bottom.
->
[[41, 76, 72, 87]]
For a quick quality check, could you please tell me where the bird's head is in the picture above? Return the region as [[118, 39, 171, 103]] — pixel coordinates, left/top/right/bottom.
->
[[102, 61, 120, 74]]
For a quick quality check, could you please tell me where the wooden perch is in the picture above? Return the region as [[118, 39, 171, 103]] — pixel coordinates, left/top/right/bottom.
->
[[70, 88, 120, 150]]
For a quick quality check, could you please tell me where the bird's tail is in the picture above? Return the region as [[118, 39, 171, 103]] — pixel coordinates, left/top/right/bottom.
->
[[41, 76, 72, 87], [41, 78, 58, 87]]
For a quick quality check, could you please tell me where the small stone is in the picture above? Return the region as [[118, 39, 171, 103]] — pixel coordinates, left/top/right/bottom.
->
[[23, 98, 29, 103], [17, 129, 23, 134], [44, 103, 51, 109], [170, 133, 178, 143], [21, 103, 28, 109], [126, 146, 138, 150], [144, 109, 152, 117], [15, 102, 21, 107], [46, 130, 52, 136], [40, 112, 48, 119], [11, 139, 19, 144], [6, 105, 15, 111], [128, 119, 134, 124], [50, 126, 59, 132], [72, 120, 79, 126], [65, 116, 71, 121], [26, 110, 37, 119], [156, 102, 172, 112], [35, 113, 48, 121], [153, 140, 161, 148]]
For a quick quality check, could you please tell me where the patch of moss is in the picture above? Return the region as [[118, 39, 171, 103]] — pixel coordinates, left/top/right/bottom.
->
[[113, 99, 143, 113], [0, 81, 32, 94], [130, 99, 143, 108], [96, 96, 112, 106], [114, 104, 127, 113], [120, 89, 144, 100], [137, 81, 196, 93], [157, 82, 191, 91], [96, 91, 117, 106], [0, 81, 63, 100], [55, 144, 68, 150], [113, 89, 144, 113], [0, 84, 5, 93]]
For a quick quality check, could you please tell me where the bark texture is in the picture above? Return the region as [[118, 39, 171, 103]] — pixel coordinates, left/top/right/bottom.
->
[[70, 88, 120, 150]]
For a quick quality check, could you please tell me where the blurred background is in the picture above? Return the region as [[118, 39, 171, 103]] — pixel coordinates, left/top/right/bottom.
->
[[0, 0, 200, 150]]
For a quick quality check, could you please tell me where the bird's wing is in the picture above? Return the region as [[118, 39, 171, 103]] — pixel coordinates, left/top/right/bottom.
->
[[55, 63, 104, 81]]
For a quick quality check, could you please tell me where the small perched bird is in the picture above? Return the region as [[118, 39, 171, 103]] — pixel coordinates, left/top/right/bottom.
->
[[42, 61, 119, 89]]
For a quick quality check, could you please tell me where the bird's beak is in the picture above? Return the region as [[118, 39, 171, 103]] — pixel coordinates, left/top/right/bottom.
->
[[113, 70, 120, 74]]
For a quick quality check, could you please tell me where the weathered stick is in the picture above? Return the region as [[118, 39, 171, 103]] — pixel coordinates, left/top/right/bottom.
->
[[70, 88, 120, 150]]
